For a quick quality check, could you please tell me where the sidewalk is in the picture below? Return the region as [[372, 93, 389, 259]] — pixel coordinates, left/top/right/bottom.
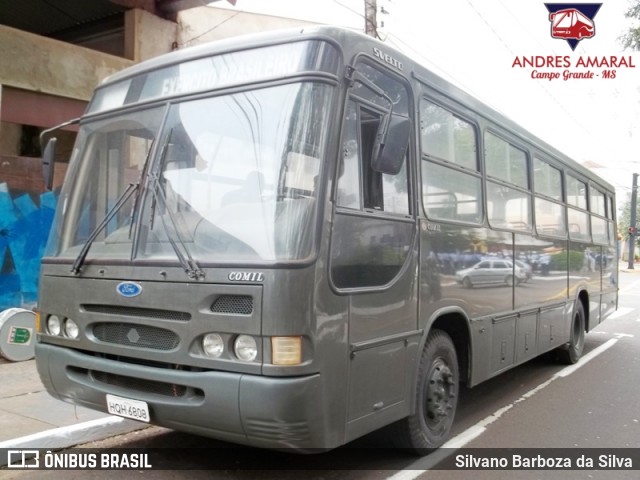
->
[[619, 261, 640, 273], [0, 357, 146, 466]]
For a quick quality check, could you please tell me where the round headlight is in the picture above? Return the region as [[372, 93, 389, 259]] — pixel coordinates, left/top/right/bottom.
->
[[234, 335, 257, 362], [203, 333, 224, 358], [63, 318, 79, 339], [47, 315, 61, 336]]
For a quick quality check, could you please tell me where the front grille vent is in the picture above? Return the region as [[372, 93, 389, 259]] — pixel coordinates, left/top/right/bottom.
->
[[93, 323, 179, 350], [82, 304, 191, 322], [89, 370, 193, 397], [211, 295, 254, 315]]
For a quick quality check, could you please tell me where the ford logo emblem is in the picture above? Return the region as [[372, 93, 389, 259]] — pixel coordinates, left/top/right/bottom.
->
[[116, 282, 142, 298]]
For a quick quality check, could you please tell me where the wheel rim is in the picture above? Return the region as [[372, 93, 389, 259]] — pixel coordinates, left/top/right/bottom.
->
[[572, 312, 584, 351], [424, 357, 456, 431]]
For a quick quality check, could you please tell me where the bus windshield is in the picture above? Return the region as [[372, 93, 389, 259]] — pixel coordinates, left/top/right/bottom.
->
[[47, 81, 333, 265]]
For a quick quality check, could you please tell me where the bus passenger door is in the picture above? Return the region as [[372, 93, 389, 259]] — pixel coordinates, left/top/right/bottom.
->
[[330, 60, 418, 439]]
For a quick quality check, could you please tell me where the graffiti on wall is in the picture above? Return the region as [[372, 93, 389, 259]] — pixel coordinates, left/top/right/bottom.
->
[[0, 182, 56, 310]]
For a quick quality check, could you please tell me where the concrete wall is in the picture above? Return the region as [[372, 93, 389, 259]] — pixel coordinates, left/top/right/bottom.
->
[[0, 6, 319, 311], [0, 122, 20, 156], [125, 8, 177, 61], [177, 6, 316, 47], [0, 8, 315, 103], [0, 26, 134, 102]]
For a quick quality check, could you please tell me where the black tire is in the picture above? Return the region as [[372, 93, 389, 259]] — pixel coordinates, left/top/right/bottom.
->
[[389, 329, 459, 454], [557, 301, 585, 364]]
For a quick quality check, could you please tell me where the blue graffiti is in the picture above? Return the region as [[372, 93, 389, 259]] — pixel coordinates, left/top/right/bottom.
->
[[0, 182, 57, 310]]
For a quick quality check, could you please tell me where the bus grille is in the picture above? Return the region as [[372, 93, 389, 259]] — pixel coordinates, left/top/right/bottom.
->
[[92, 323, 179, 350], [82, 304, 191, 322], [211, 295, 253, 315], [89, 370, 192, 397]]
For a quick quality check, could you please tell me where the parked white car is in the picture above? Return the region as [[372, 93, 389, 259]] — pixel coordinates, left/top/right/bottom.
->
[[455, 259, 527, 288]]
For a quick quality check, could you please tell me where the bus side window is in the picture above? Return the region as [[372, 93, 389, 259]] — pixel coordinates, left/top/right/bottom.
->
[[360, 108, 385, 211], [336, 101, 409, 215], [420, 99, 482, 224], [331, 66, 413, 289], [336, 101, 362, 209]]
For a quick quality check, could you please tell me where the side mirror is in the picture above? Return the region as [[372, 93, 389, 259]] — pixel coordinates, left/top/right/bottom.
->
[[42, 137, 57, 191], [371, 114, 411, 175]]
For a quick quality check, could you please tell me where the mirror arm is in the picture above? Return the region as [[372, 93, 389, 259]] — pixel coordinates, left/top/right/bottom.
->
[[39, 117, 81, 152], [39, 117, 80, 191]]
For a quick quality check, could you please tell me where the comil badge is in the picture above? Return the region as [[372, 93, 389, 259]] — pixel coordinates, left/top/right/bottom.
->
[[545, 3, 602, 50]]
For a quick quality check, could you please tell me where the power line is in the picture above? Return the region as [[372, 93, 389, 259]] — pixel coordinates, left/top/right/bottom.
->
[[178, 10, 241, 47], [331, 0, 381, 38], [462, 0, 598, 143]]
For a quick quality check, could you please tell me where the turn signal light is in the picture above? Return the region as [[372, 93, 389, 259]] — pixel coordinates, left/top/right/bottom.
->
[[271, 336, 302, 365]]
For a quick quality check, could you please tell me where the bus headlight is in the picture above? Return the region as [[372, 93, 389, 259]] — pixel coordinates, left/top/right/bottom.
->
[[63, 318, 79, 339], [47, 315, 61, 336], [271, 336, 302, 365], [234, 335, 257, 362], [203, 333, 224, 358]]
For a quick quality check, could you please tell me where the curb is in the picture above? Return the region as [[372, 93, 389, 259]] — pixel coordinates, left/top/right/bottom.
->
[[0, 417, 147, 467]]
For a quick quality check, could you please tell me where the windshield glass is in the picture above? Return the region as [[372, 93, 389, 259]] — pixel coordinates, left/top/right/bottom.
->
[[47, 82, 333, 265], [137, 82, 332, 263], [45, 107, 163, 259]]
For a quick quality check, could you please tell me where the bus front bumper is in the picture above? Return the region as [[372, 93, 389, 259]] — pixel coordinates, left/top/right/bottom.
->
[[35, 342, 331, 450]]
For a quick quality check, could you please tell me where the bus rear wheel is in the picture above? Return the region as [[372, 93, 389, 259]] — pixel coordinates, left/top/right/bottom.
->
[[557, 301, 585, 364], [390, 329, 459, 454]]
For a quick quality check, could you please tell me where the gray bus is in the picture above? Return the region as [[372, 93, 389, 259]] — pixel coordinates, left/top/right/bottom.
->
[[36, 26, 618, 453]]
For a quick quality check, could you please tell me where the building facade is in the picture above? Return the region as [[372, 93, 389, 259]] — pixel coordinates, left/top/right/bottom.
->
[[0, 1, 315, 310]]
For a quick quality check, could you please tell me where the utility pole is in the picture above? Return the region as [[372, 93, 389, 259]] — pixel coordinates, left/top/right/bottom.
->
[[628, 173, 638, 269], [364, 0, 377, 38]]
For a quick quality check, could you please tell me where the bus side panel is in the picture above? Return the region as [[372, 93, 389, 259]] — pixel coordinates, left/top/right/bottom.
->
[[568, 240, 603, 330], [419, 224, 515, 386], [599, 243, 618, 325]]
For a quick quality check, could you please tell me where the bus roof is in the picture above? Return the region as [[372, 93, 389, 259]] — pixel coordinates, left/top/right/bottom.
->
[[96, 25, 614, 193]]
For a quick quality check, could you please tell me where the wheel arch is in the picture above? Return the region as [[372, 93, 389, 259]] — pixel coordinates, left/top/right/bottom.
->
[[576, 288, 590, 332], [420, 308, 472, 387]]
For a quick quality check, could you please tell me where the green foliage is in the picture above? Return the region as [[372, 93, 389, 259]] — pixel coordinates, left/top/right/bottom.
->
[[549, 251, 584, 271], [621, 1, 640, 50], [619, 191, 640, 236]]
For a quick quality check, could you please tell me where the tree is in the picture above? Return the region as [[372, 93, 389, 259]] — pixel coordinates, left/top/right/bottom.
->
[[619, 191, 640, 237], [620, 1, 640, 50]]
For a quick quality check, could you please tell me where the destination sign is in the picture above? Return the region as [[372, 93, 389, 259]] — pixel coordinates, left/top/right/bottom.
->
[[88, 40, 338, 114]]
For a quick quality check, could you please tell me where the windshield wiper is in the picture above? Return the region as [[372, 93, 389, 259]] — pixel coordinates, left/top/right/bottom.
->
[[128, 136, 157, 240], [71, 182, 139, 275], [148, 172, 205, 280], [147, 129, 205, 280], [72, 135, 158, 274]]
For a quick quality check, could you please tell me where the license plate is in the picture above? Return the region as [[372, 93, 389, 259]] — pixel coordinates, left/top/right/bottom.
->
[[106, 394, 150, 423]]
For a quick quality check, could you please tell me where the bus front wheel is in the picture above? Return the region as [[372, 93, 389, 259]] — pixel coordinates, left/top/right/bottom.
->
[[390, 329, 459, 454], [557, 301, 585, 364]]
